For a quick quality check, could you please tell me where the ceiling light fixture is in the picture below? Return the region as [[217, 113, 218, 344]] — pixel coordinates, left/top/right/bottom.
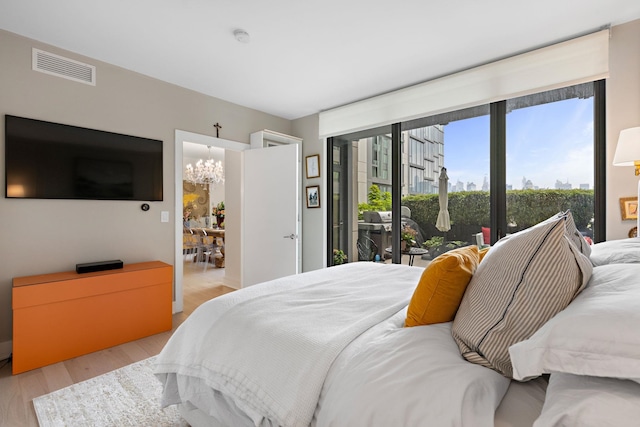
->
[[233, 29, 251, 43], [184, 146, 225, 186]]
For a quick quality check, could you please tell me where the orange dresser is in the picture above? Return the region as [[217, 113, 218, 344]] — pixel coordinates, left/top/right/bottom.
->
[[12, 261, 173, 374]]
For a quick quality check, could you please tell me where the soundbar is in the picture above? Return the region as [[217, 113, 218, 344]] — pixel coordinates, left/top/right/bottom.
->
[[76, 260, 124, 274]]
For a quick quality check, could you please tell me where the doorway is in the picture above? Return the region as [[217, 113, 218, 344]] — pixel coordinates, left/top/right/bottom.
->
[[173, 130, 249, 313]]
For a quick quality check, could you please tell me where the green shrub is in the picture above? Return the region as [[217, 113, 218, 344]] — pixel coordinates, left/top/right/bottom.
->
[[402, 189, 594, 242], [506, 190, 594, 230], [358, 184, 392, 219]]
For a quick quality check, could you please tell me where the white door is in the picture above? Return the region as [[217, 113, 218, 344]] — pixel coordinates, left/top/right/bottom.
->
[[242, 143, 299, 286]]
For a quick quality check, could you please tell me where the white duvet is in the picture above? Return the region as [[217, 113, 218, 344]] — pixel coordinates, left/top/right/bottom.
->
[[315, 311, 510, 427], [155, 262, 511, 427]]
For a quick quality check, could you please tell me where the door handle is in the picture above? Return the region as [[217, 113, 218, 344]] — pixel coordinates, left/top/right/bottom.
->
[[283, 234, 297, 239]]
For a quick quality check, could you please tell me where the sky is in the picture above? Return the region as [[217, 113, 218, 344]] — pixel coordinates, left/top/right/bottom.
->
[[443, 96, 594, 190]]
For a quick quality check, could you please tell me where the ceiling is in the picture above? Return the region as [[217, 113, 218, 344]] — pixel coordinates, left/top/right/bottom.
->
[[183, 141, 224, 162], [2, 0, 640, 120]]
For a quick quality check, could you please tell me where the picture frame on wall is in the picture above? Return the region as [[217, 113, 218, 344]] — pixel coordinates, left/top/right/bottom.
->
[[306, 154, 320, 179], [306, 185, 320, 208], [619, 197, 638, 220]]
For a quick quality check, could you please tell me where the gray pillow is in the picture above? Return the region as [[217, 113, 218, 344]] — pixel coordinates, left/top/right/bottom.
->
[[452, 216, 593, 378], [533, 374, 640, 427], [590, 237, 640, 266]]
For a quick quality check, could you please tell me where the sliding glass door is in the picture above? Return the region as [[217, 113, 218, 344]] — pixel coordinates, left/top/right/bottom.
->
[[330, 126, 393, 265], [401, 106, 490, 251], [505, 83, 596, 240], [327, 81, 604, 266]]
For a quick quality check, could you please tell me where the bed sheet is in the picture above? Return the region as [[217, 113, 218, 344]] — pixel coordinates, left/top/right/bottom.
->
[[495, 377, 548, 427]]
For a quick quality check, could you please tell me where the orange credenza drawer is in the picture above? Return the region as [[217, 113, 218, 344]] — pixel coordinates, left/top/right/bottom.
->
[[12, 261, 173, 374]]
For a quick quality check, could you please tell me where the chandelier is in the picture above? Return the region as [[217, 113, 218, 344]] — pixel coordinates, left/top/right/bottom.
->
[[184, 146, 225, 185]]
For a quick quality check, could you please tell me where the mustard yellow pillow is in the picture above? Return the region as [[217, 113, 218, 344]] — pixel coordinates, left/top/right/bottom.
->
[[405, 245, 479, 327], [479, 246, 490, 262]]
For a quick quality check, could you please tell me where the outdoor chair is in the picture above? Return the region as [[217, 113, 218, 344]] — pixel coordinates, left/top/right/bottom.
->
[[357, 235, 379, 261]]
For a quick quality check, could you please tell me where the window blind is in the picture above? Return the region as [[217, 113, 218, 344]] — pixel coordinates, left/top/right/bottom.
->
[[319, 30, 609, 138]]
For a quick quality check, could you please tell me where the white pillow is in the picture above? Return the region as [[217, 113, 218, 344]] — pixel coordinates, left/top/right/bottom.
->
[[590, 237, 640, 266], [509, 263, 640, 381], [533, 373, 640, 427]]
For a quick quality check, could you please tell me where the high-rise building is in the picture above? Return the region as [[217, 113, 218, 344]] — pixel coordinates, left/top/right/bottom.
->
[[404, 126, 444, 195], [481, 175, 489, 192], [555, 179, 572, 190], [355, 125, 445, 200]]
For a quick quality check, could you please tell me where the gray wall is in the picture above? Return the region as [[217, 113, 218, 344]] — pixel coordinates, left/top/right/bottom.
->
[[293, 113, 325, 272], [607, 20, 640, 239], [0, 29, 292, 349]]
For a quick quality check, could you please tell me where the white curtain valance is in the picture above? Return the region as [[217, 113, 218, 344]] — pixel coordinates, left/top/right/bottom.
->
[[319, 30, 609, 138]]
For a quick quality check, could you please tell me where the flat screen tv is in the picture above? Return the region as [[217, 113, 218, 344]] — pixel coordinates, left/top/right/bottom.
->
[[5, 115, 163, 201]]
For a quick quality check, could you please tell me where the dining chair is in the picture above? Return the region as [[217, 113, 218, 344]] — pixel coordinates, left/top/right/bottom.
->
[[183, 228, 200, 264], [199, 229, 216, 272]]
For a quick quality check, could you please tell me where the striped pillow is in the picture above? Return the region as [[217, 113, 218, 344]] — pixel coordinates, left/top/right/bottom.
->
[[451, 216, 593, 378], [553, 210, 592, 257]]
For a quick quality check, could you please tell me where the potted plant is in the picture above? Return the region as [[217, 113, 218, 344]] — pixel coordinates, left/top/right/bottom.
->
[[333, 249, 347, 265], [400, 225, 417, 252], [212, 201, 225, 228], [423, 236, 467, 259], [422, 236, 444, 252]]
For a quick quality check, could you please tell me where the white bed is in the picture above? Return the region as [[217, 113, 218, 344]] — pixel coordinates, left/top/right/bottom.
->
[[155, 263, 546, 427], [155, 229, 640, 427]]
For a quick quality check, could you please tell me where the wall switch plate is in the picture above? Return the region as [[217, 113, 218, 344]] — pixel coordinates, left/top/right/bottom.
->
[[161, 211, 169, 222]]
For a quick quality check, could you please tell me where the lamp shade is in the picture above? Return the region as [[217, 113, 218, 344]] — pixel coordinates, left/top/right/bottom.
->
[[613, 127, 640, 166]]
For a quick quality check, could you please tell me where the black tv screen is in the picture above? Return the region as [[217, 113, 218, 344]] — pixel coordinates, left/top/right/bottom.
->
[[5, 115, 163, 201]]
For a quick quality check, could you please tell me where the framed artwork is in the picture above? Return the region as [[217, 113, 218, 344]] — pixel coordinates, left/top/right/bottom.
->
[[306, 154, 320, 179], [619, 197, 638, 220], [306, 185, 320, 208]]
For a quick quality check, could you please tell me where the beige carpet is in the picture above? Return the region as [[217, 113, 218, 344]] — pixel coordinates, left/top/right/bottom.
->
[[33, 356, 188, 427]]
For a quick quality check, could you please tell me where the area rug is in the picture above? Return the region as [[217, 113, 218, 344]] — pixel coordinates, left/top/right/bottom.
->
[[33, 356, 188, 427]]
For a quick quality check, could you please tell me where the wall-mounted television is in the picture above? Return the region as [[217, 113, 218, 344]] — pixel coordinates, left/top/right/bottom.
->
[[5, 115, 163, 201]]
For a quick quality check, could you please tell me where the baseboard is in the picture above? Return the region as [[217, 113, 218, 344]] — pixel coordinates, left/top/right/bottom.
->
[[0, 340, 12, 361], [222, 276, 241, 289]]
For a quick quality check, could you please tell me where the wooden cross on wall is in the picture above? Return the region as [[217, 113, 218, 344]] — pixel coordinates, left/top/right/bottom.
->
[[213, 122, 222, 138]]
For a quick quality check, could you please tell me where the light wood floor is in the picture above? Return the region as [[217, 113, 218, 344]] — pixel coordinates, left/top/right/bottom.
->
[[0, 261, 235, 427]]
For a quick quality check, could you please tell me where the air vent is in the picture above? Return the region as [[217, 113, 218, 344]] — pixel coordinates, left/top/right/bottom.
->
[[32, 48, 96, 86]]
